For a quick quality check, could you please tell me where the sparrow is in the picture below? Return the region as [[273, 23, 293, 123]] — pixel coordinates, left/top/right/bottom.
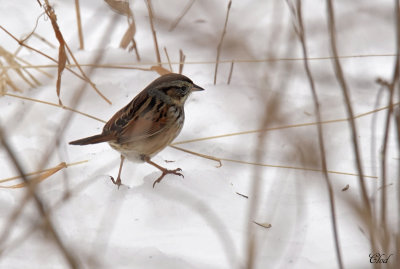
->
[[69, 73, 204, 188]]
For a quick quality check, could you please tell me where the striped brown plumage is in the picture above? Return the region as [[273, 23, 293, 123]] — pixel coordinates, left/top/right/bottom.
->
[[69, 73, 204, 188]]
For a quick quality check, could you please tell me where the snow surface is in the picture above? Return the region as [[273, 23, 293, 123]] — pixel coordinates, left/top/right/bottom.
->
[[0, 0, 398, 268]]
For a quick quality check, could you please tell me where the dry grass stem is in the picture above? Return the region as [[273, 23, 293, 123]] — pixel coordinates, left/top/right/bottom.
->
[[1, 172, 101, 258], [2, 72, 22, 93], [378, 0, 400, 254], [150, 65, 171, 75], [169, 0, 196, 31], [214, 0, 232, 85], [13, 55, 52, 78], [245, 4, 298, 264], [145, 0, 162, 66], [120, 20, 141, 61], [169, 145, 222, 167], [164, 47, 173, 72], [3, 93, 107, 123], [119, 21, 135, 49], [106, 0, 141, 60], [7, 63, 153, 71], [0, 126, 79, 268], [21, 13, 44, 44], [395, 109, 400, 267], [227, 60, 234, 84], [63, 42, 112, 104], [104, 0, 131, 15], [42, 1, 67, 105], [179, 49, 186, 74], [18, 13, 121, 267], [380, 81, 395, 246], [0, 25, 80, 76], [0, 24, 111, 104], [326, 0, 377, 255], [74, 0, 84, 50], [219, 156, 377, 179], [4, 53, 398, 71], [291, 0, 343, 266], [172, 102, 400, 145], [0, 46, 39, 90], [394, 2, 400, 266], [1, 6, 121, 269], [0, 160, 88, 186], [1, 162, 66, 188]]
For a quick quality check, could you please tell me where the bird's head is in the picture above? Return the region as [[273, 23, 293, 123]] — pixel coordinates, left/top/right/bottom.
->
[[149, 73, 204, 105]]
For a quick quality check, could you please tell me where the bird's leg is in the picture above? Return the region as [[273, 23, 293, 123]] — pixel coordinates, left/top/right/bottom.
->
[[110, 155, 125, 188], [144, 157, 184, 188]]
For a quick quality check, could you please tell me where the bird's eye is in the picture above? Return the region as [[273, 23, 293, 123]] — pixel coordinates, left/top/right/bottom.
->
[[177, 87, 187, 96]]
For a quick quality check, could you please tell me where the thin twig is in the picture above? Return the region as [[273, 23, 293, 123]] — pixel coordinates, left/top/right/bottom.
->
[[326, 0, 376, 253], [214, 0, 232, 85], [291, 0, 343, 267]]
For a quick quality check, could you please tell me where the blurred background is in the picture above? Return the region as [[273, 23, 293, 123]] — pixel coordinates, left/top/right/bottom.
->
[[0, 0, 398, 268]]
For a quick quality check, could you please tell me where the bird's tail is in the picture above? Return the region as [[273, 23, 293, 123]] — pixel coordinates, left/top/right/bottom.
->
[[69, 133, 113, 145]]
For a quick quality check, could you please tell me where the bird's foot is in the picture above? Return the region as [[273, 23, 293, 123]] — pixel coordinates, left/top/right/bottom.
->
[[110, 176, 122, 189], [152, 168, 184, 188]]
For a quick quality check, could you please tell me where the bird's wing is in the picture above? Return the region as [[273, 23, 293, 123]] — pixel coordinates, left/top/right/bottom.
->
[[104, 90, 174, 144]]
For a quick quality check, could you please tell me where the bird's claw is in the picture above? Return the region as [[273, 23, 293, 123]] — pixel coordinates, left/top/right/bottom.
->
[[110, 176, 122, 189], [152, 168, 184, 188]]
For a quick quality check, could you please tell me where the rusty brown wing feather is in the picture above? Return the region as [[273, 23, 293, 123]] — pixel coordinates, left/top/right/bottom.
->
[[103, 88, 174, 144]]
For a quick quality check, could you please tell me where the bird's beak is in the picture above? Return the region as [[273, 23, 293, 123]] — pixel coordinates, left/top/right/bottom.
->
[[192, 84, 205, 91]]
